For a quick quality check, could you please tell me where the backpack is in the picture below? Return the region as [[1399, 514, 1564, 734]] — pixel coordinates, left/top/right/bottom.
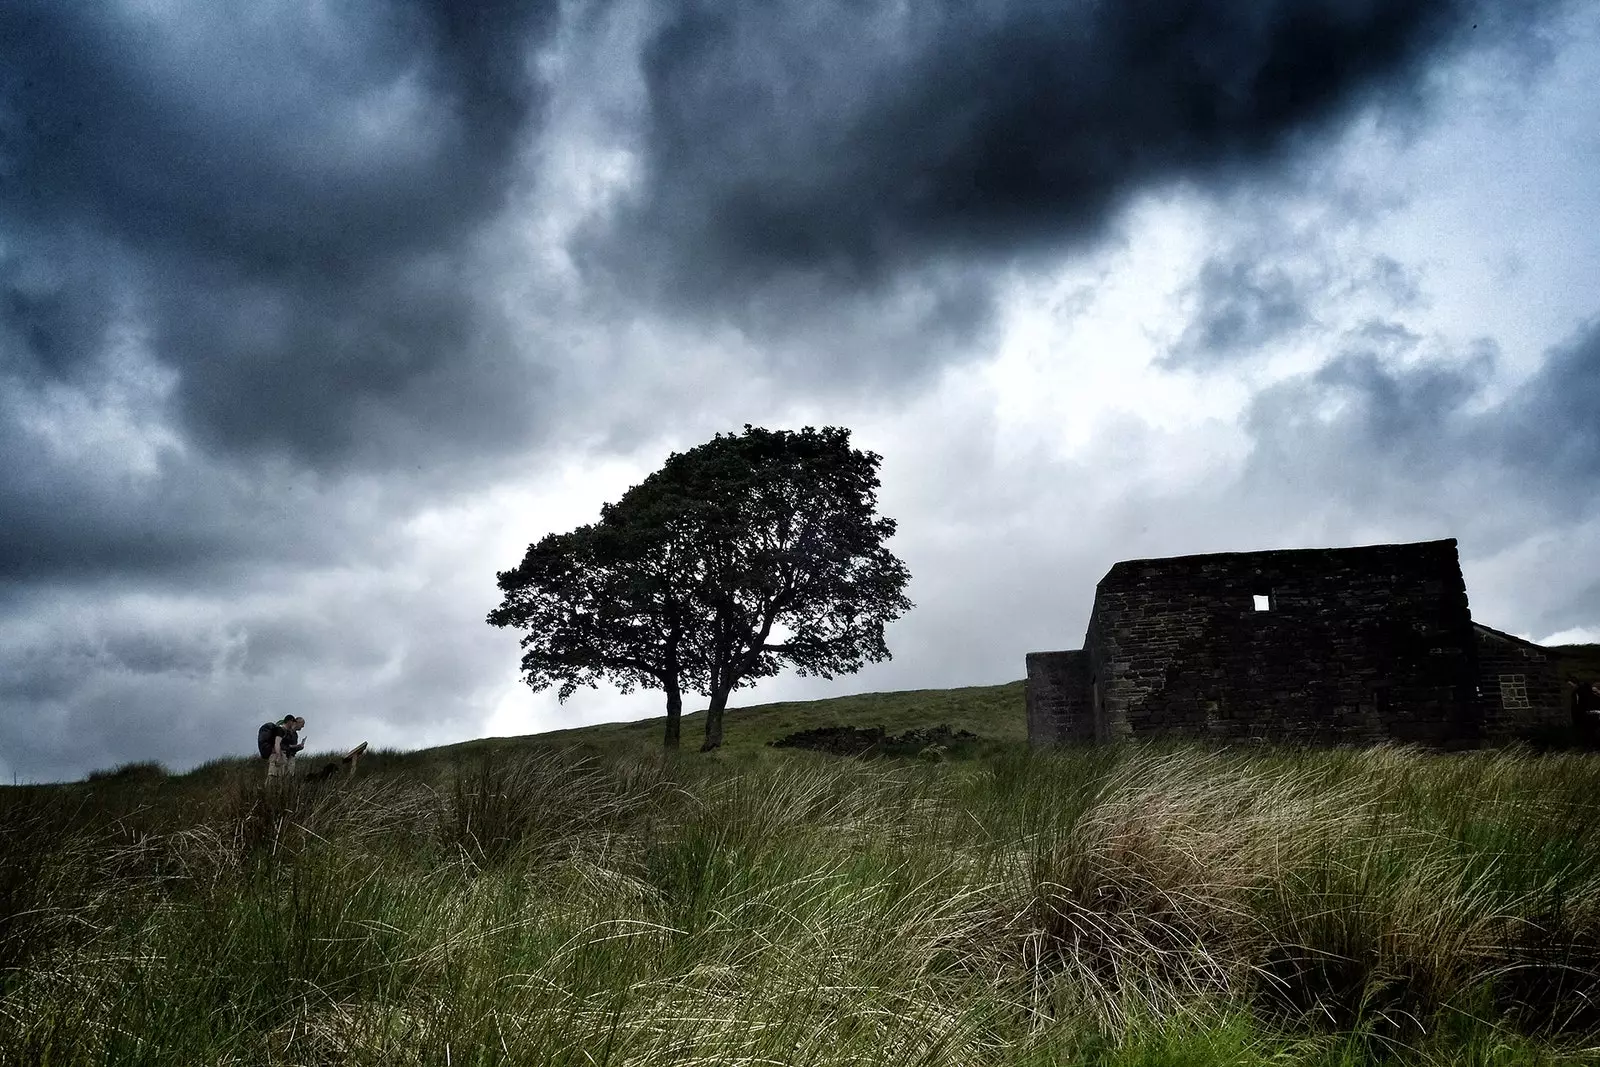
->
[[257, 722, 284, 760]]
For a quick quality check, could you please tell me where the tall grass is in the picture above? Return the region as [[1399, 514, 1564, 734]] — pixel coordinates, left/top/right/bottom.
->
[[3, 744, 1599, 1065]]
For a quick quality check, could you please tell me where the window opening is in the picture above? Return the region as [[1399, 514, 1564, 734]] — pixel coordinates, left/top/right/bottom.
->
[[1252, 594, 1271, 612]]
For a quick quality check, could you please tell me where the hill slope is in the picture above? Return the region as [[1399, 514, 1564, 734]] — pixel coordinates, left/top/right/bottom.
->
[[48, 681, 1026, 787], [14, 688, 1600, 1064], [430, 680, 1028, 764]]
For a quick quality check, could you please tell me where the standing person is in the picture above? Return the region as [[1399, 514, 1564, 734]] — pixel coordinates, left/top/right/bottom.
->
[[259, 715, 307, 780], [281, 716, 306, 776]]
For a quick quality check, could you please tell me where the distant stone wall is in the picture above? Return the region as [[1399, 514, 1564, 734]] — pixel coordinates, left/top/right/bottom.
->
[[1475, 626, 1566, 741], [1086, 539, 1479, 745], [1025, 650, 1092, 744]]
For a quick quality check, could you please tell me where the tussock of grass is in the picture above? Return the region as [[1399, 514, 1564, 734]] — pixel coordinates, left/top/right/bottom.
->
[[4, 742, 1600, 1065], [84, 760, 168, 783]]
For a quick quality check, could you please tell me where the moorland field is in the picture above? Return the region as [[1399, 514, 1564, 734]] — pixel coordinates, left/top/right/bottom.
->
[[4, 678, 1600, 1065]]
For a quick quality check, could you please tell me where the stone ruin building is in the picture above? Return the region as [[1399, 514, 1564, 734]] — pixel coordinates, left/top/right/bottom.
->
[[1026, 538, 1569, 748]]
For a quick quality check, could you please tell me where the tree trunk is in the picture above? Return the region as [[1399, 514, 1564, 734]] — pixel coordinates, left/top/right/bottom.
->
[[701, 688, 731, 751], [663, 682, 682, 750]]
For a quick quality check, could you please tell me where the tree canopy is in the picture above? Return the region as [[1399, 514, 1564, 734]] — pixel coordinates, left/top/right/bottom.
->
[[488, 425, 913, 749]]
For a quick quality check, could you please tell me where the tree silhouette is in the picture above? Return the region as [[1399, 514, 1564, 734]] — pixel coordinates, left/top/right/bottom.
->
[[488, 425, 913, 750]]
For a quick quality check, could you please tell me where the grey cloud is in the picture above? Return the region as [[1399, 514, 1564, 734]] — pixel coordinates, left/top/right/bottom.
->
[[0, 390, 389, 584], [1242, 316, 1600, 531], [596, 0, 1556, 321], [0, 0, 564, 594], [0, 563, 517, 782], [1495, 321, 1600, 490], [3, 1, 547, 272], [1302, 340, 1493, 455], [0, 229, 122, 383], [1546, 574, 1600, 636], [675, 264, 1000, 400], [1347, 318, 1424, 350], [1361, 255, 1425, 307], [0, 0, 737, 772], [1160, 212, 1429, 369], [1167, 257, 1317, 367], [1, 0, 557, 468]]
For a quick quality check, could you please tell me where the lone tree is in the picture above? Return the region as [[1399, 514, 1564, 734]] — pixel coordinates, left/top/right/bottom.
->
[[488, 425, 913, 750], [485, 488, 704, 749]]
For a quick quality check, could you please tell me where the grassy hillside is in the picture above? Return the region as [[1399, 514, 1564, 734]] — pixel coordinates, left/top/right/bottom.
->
[[7, 683, 1600, 1065], [433, 680, 1027, 764], [55, 681, 1025, 795]]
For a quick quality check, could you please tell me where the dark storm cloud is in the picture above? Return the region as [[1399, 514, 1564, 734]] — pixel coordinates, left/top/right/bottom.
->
[[0, 0, 566, 593], [599, 0, 1556, 318], [0, 0, 568, 781], [1, 0, 556, 467]]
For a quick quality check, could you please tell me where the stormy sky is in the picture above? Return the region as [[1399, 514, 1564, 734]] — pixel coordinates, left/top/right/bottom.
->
[[3, 0, 1599, 781]]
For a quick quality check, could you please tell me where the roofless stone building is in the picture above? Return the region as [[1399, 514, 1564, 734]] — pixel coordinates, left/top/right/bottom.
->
[[1026, 539, 1566, 747]]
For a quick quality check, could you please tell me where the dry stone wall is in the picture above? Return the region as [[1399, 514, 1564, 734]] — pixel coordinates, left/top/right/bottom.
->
[[1028, 539, 1495, 747], [1091, 539, 1478, 745], [1475, 626, 1566, 741], [1025, 650, 1092, 742]]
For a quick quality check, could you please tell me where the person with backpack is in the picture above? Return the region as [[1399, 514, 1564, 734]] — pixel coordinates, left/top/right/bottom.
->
[[258, 715, 306, 780]]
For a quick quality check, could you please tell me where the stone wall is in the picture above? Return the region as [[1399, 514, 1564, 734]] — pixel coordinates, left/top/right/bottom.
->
[[1083, 539, 1479, 745], [1474, 625, 1567, 740], [1025, 650, 1093, 744]]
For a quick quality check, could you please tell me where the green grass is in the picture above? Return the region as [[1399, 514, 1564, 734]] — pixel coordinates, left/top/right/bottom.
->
[[5, 683, 1600, 1065], [431, 679, 1028, 764]]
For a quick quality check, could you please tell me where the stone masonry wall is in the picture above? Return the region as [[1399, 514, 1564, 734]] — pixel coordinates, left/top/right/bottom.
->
[[1086, 539, 1479, 745], [1474, 626, 1566, 741], [1025, 650, 1093, 744]]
